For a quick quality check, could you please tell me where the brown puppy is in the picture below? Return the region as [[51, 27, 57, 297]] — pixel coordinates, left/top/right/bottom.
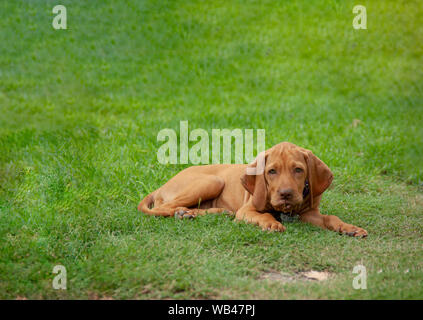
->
[[138, 142, 367, 237]]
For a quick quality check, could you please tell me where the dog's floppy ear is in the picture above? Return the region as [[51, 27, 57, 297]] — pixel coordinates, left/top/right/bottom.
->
[[304, 150, 333, 207], [240, 152, 268, 212]]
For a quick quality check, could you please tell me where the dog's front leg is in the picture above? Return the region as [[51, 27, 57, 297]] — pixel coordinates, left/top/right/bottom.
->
[[236, 204, 286, 232], [300, 209, 368, 237]]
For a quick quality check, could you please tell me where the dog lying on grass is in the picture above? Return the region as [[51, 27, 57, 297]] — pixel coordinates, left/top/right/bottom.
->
[[138, 142, 367, 237]]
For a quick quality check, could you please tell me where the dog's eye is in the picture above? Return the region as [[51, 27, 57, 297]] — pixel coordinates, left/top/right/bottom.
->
[[295, 167, 303, 173], [268, 169, 277, 174]]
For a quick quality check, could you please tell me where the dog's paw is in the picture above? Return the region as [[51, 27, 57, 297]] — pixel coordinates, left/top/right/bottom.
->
[[349, 227, 368, 238], [260, 221, 286, 232], [339, 225, 368, 238], [174, 207, 196, 219]]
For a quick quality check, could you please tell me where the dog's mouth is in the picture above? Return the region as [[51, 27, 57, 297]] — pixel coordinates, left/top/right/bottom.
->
[[271, 199, 301, 213], [272, 199, 302, 213]]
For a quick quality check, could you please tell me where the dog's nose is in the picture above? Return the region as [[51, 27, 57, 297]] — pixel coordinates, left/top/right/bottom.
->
[[279, 188, 294, 200]]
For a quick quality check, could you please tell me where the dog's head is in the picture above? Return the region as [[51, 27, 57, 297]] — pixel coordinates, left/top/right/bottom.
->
[[241, 142, 333, 212]]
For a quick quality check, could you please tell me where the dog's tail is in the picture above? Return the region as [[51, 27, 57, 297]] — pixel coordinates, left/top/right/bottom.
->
[[137, 191, 173, 216], [137, 191, 156, 213]]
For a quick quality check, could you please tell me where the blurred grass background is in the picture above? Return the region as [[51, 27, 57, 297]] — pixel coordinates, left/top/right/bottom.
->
[[0, 0, 422, 299]]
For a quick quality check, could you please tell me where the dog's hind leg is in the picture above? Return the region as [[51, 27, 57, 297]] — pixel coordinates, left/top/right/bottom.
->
[[138, 174, 225, 217]]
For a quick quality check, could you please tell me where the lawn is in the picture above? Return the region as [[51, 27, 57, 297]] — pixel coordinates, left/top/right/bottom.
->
[[0, 0, 422, 299]]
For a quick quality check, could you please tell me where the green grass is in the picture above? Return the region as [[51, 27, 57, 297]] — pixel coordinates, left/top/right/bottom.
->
[[0, 0, 422, 299]]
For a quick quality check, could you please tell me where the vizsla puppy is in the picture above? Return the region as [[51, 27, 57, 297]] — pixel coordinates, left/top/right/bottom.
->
[[138, 142, 367, 237]]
